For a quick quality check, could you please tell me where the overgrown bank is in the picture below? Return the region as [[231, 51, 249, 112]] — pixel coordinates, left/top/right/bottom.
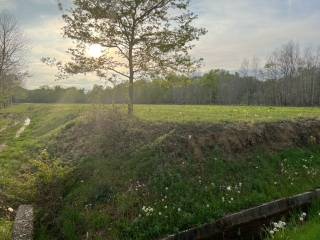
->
[[0, 104, 84, 239], [1, 104, 320, 239], [36, 109, 320, 239]]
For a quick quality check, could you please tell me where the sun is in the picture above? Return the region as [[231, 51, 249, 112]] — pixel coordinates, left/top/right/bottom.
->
[[87, 44, 104, 58]]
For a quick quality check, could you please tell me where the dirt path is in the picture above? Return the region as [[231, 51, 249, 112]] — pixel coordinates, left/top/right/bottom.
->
[[0, 143, 7, 152], [0, 126, 7, 133], [15, 118, 31, 138], [0, 126, 8, 153], [0, 118, 31, 152]]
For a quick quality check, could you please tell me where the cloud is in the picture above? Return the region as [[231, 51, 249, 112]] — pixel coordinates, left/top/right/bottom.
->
[[190, 0, 320, 71], [0, 0, 16, 10], [22, 17, 102, 90], [2, 0, 320, 88]]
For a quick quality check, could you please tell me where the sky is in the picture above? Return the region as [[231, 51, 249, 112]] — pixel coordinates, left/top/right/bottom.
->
[[0, 0, 320, 89]]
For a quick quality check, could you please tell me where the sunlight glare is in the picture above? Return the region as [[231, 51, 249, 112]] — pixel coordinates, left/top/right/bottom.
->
[[87, 44, 104, 58]]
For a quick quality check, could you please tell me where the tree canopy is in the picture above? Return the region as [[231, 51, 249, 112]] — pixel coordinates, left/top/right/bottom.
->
[[54, 0, 206, 114]]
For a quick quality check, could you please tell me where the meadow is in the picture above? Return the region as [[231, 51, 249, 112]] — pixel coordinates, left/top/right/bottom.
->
[[1, 104, 320, 239], [2, 103, 320, 123], [133, 104, 320, 123]]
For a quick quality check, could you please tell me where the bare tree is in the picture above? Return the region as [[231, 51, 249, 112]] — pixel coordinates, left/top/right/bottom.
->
[[239, 58, 252, 104], [0, 12, 26, 108]]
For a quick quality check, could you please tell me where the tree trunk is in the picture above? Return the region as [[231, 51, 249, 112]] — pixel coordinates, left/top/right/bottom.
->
[[112, 89, 115, 111], [128, 74, 133, 115], [128, 46, 134, 115]]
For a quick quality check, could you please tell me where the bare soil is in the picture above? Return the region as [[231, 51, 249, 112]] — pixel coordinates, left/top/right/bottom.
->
[[52, 113, 320, 164], [0, 143, 7, 152], [164, 119, 320, 161]]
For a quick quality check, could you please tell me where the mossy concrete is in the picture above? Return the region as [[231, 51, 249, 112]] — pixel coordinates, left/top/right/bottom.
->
[[12, 205, 33, 240]]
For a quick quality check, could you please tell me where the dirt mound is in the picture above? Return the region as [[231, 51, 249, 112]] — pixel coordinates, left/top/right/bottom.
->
[[50, 111, 173, 161], [51, 112, 320, 163], [180, 119, 320, 157]]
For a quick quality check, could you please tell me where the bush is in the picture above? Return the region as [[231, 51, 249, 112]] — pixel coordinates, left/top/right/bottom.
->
[[30, 149, 73, 237]]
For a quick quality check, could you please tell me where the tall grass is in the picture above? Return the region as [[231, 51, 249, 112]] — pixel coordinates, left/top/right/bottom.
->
[[0, 220, 13, 240], [266, 202, 320, 240]]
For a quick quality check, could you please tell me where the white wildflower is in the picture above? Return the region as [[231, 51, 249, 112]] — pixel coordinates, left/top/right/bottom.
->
[[142, 206, 154, 216]]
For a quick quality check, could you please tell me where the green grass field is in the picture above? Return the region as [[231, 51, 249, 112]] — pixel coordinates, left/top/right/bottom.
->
[[1, 104, 320, 239], [133, 104, 320, 123], [2, 103, 320, 123]]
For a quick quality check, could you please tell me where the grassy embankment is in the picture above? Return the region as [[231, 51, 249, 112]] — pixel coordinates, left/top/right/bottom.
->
[[0, 104, 85, 240], [1, 104, 320, 239]]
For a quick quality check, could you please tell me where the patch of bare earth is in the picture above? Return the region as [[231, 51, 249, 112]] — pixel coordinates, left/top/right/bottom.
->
[[52, 110, 320, 165], [15, 118, 31, 138], [180, 119, 320, 160], [0, 126, 7, 133], [0, 143, 7, 152], [51, 111, 173, 161]]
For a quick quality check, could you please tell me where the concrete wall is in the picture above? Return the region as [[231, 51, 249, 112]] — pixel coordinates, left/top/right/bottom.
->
[[12, 205, 33, 240]]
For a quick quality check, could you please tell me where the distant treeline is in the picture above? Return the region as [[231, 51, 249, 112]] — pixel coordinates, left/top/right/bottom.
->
[[15, 42, 320, 106]]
